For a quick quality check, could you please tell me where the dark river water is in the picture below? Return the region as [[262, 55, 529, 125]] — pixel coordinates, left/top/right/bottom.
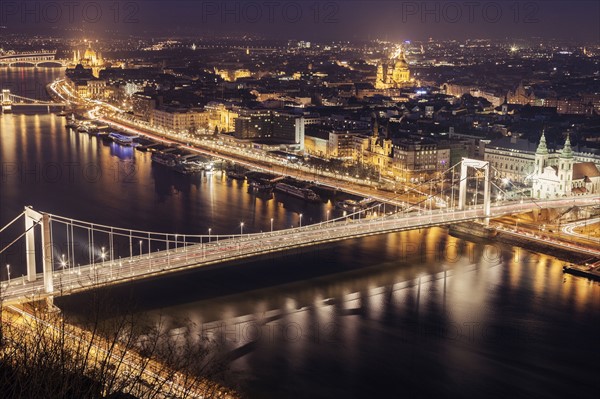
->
[[1, 68, 599, 399]]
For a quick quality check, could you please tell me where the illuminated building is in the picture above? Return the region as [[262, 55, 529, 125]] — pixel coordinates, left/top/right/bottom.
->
[[392, 137, 449, 182], [234, 109, 305, 150], [484, 136, 538, 183], [205, 102, 239, 133], [64, 64, 105, 99], [375, 48, 411, 89], [151, 107, 208, 134], [486, 133, 600, 187], [363, 119, 393, 173], [214, 68, 252, 82], [72, 42, 106, 78], [532, 133, 600, 198]]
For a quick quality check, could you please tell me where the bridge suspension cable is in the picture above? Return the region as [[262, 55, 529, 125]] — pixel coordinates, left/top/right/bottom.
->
[[6, 92, 64, 105], [0, 216, 40, 256], [0, 211, 25, 234]]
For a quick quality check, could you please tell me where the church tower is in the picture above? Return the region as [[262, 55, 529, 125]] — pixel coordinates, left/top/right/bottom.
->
[[372, 116, 379, 138], [534, 130, 549, 175], [558, 134, 574, 195], [375, 63, 387, 89]]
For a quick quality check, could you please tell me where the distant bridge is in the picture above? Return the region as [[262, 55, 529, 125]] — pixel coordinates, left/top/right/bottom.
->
[[1, 89, 66, 112], [0, 51, 66, 67]]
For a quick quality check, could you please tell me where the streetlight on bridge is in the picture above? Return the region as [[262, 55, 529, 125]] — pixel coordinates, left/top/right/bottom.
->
[[6, 264, 10, 285], [208, 228, 212, 242], [240, 222, 244, 236], [101, 247, 107, 274], [299, 213, 303, 227], [270, 218, 274, 232]]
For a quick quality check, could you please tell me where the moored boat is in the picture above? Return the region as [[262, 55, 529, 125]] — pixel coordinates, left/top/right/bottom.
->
[[275, 183, 320, 202], [108, 132, 137, 146], [250, 181, 274, 191], [151, 152, 178, 168], [336, 197, 377, 211], [226, 170, 246, 180], [173, 160, 203, 174]]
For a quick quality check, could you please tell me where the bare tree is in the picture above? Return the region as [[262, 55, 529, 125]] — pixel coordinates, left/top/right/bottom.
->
[[0, 290, 236, 399]]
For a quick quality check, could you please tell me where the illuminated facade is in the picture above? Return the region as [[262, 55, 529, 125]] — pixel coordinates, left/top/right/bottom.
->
[[392, 139, 449, 182], [205, 102, 239, 133], [151, 107, 208, 134], [363, 120, 392, 172], [234, 109, 305, 150], [72, 42, 106, 78], [532, 133, 600, 198], [375, 49, 411, 89], [214, 68, 252, 82]]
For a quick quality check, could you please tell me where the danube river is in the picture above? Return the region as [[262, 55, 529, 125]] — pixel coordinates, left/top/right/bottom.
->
[[1, 69, 599, 398]]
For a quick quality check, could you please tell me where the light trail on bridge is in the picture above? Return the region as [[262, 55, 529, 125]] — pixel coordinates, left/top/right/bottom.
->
[[561, 217, 600, 243]]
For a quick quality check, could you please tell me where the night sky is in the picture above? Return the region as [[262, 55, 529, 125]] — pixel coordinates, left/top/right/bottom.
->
[[0, 0, 598, 41]]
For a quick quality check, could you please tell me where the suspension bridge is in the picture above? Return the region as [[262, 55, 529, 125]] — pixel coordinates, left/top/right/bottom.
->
[[1, 89, 66, 112], [1, 159, 598, 307]]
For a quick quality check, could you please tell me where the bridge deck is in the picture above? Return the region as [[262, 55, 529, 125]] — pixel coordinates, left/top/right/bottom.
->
[[2, 196, 597, 305]]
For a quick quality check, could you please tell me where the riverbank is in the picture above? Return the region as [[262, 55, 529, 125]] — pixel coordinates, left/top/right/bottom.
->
[[449, 221, 599, 264], [563, 262, 600, 281], [49, 78, 417, 208]]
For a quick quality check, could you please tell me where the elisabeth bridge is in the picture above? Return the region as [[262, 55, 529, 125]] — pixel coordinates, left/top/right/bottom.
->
[[1, 159, 598, 306]]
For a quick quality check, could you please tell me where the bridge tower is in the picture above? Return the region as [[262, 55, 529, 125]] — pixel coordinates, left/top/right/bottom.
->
[[1, 89, 12, 112], [24, 207, 54, 295], [458, 158, 491, 224]]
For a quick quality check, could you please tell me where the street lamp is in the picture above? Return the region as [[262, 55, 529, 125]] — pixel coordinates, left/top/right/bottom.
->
[[240, 222, 244, 236], [326, 210, 330, 222], [61, 254, 67, 270], [139, 240, 143, 258], [299, 213, 303, 227], [208, 228, 212, 242], [270, 218, 274, 232], [6, 264, 10, 285], [101, 247, 106, 269]]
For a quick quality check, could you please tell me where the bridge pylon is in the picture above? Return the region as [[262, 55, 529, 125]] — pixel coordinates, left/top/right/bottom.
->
[[24, 206, 54, 294], [458, 158, 491, 225], [1, 89, 12, 112]]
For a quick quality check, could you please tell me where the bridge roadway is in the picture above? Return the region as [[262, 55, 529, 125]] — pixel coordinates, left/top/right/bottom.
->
[[2, 196, 598, 305], [0, 51, 65, 67]]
